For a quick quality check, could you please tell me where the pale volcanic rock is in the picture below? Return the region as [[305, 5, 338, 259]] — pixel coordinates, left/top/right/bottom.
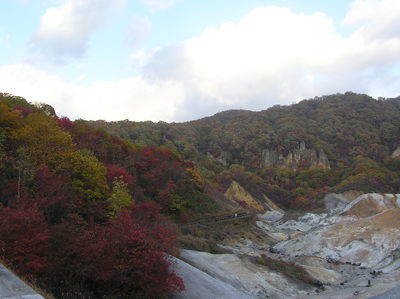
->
[[172, 257, 254, 299], [273, 194, 400, 268], [300, 264, 342, 285], [176, 193, 400, 299], [340, 193, 400, 218], [258, 210, 285, 222], [323, 193, 351, 215], [179, 249, 307, 298]]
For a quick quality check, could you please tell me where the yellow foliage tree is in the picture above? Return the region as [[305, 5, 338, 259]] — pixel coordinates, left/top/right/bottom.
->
[[0, 104, 22, 134], [107, 176, 133, 217], [69, 149, 108, 203], [11, 113, 75, 171]]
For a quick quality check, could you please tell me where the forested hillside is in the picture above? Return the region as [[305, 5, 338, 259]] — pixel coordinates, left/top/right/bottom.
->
[[91, 92, 400, 209], [91, 93, 400, 168], [0, 93, 220, 298]]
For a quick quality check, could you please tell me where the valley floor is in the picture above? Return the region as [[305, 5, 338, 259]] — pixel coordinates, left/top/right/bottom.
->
[[175, 193, 400, 298]]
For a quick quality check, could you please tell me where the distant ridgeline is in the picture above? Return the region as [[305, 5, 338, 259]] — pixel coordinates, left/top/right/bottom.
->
[[89, 92, 400, 172], [89, 92, 400, 210]]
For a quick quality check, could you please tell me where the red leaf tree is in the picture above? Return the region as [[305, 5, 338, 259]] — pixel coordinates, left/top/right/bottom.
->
[[50, 202, 184, 298], [0, 205, 50, 277], [105, 163, 135, 191]]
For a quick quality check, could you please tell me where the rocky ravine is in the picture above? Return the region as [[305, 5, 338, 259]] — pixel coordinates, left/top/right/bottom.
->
[[174, 193, 400, 298]]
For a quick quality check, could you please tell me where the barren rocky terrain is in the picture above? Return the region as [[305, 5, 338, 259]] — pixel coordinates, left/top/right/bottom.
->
[[175, 193, 400, 298]]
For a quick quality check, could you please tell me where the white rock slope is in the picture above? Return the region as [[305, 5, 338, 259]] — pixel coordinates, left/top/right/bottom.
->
[[272, 194, 400, 269], [172, 256, 254, 299], [179, 250, 310, 298]]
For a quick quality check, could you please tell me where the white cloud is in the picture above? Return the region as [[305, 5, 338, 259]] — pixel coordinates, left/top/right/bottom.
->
[[0, 64, 185, 121], [343, 0, 400, 40], [140, 0, 179, 11], [29, 0, 124, 63], [141, 4, 400, 119], [126, 16, 152, 48], [130, 48, 157, 68], [3, 1, 400, 122], [78, 73, 87, 80]]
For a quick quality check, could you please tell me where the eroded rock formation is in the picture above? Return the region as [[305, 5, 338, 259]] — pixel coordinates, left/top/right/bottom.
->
[[206, 151, 230, 167], [261, 141, 330, 170]]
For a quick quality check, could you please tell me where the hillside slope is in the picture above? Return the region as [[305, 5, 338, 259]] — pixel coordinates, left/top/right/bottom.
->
[[91, 92, 400, 209], [91, 92, 400, 170]]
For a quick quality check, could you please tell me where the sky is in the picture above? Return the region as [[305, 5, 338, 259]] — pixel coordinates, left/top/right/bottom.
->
[[1, 0, 400, 122]]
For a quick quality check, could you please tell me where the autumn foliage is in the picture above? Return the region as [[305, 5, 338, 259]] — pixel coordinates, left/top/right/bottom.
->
[[3, 91, 400, 296], [71, 207, 183, 297], [0, 204, 50, 276], [0, 94, 186, 298]]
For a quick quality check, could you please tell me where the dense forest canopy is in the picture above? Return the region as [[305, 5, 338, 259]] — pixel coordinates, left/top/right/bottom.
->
[[91, 92, 400, 169]]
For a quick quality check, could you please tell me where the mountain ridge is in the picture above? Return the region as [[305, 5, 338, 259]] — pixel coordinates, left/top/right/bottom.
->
[[89, 92, 400, 170]]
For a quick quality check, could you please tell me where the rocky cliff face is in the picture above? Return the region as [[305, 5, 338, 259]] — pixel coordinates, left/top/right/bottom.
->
[[261, 141, 330, 170], [224, 181, 265, 212], [206, 151, 230, 167]]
